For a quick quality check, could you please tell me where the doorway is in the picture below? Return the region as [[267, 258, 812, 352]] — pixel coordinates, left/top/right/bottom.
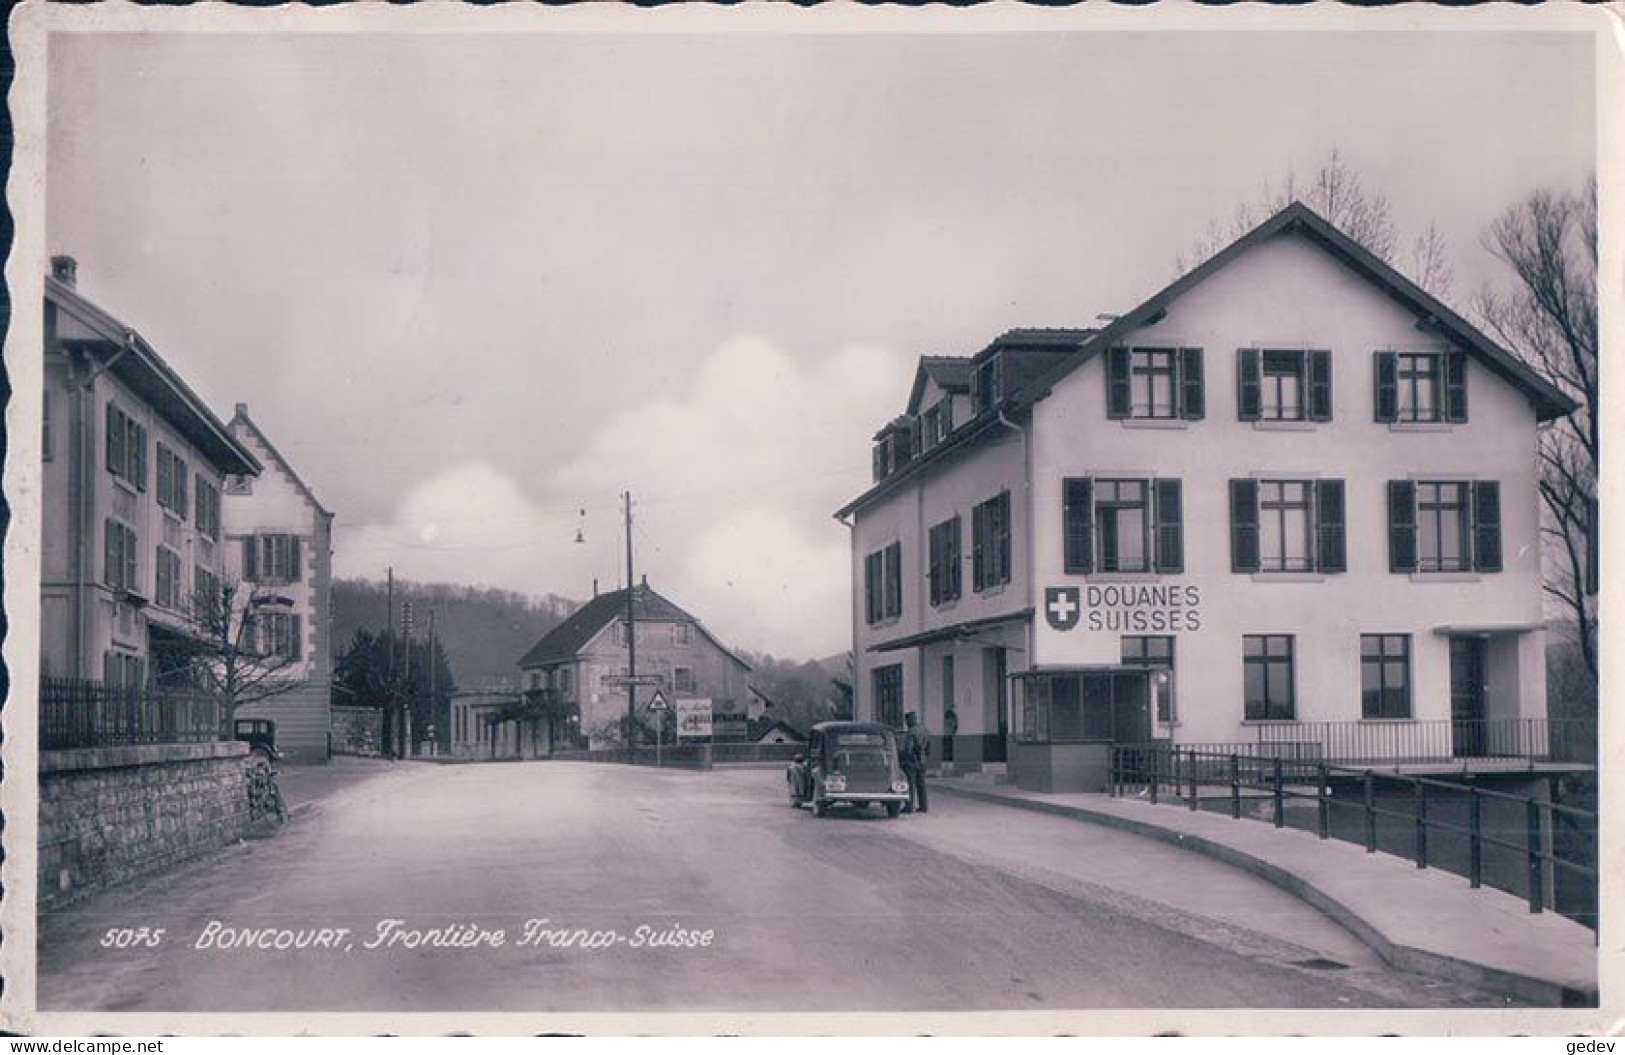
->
[[1450, 636, 1488, 758], [983, 647, 1008, 763]]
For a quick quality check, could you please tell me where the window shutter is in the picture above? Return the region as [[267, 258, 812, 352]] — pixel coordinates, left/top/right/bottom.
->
[[1179, 348, 1205, 420], [105, 403, 121, 474], [1230, 479, 1260, 573], [289, 614, 304, 661], [1314, 479, 1346, 573], [1374, 352, 1398, 422], [105, 519, 118, 588], [157, 446, 172, 507], [972, 506, 987, 592], [1106, 347, 1131, 419], [133, 423, 148, 491], [997, 494, 1012, 583], [1308, 350, 1333, 422], [1154, 479, 1184, 573], [125, 528, 138, 591], [1237, 349, 1261, 421], [1445, 351, 1469, 423], [1063, 478, 1094, 574], [243, 536, 259, 581], [1388, 481, 1417, 573], [176, 460, 188, 518], [1472, 481, 1502, 572], [927, 528, 941, 607], [288, 535, 303, 583], [948, 518, 962, 598]]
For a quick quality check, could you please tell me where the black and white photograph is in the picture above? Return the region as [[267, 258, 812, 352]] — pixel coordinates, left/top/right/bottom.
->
[[3, 2, 1616, 1036]]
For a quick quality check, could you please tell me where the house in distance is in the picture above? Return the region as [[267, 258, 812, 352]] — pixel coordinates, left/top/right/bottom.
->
[[516, 579, 753, 749]]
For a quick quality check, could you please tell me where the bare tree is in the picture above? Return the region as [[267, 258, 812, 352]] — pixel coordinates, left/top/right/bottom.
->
[[187, 579, 305, 719], [1178, 149, 1452, 296], [1477, 178, 1598, 677]]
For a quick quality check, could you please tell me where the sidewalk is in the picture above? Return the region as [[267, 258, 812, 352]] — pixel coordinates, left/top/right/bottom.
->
[[934, 777, 1598, 1007], [276, 754, 400, 815]]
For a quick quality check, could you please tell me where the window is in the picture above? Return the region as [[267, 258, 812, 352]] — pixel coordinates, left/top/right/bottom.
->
[[864, 543, 902, 624], [105, 402, 148, 490], [1375, 350, 1467, 424], [872, 664, 904, 729], [1237, 349, 1332, 422], [1243, 635, 1295, 721], [674, 667, 696, 694], [928, 516, 962, 606], [529, 672, 543, 691], [920, 399, 954, 450], [258, 611, 302, 661], [1122, 636, 1176, 723], [672, 623, 692, 647], [104, 519, 139, 592], [193, 564, 220, 617], [1106, 347, 1204, 421], [195, 476, 221, 541], [243, 534, 302, 584], [559, 667, 573, 695], [1229, 479, 1346, 574], [1388, 480, 1500, 574], [102, 650, 146, 692], [155, 546, 184, 609], [1361, 635, 1412, 719], [974, 356, 1002, 415], [971, 491, 1012, 591], [1064, 478, 1184, 575], [156, 443, 189, 519]]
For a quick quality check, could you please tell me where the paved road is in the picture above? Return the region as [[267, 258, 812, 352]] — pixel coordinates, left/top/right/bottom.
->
[[38, 762, 1511, 1013]]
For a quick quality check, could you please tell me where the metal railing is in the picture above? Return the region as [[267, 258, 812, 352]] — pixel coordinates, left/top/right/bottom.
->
[[40, 676, 230, 750], [1249, 717, 1581, 764], [1111, 744, 1597, 930]]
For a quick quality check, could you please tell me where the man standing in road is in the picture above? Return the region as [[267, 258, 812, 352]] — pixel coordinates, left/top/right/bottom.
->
[[900, 711, 930, 814]]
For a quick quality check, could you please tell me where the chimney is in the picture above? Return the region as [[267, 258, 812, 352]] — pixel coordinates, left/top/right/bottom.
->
[[234, 402, 249, 419], [592, 578, 598, 598], [51, 255, 78, 288], [640, 574, 648, 588]]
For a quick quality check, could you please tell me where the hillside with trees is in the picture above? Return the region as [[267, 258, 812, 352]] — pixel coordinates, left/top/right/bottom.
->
[[331, 579, 579, 693]]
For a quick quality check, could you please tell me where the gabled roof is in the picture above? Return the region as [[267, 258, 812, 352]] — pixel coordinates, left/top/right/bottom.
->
[[1011, 201, 1576, 420], [836, 200, 1577, 520], [905, 356, 974, 414], [46, 275, 261, 476], [515, 584, 751, 671], [228, 403, 333, 519]]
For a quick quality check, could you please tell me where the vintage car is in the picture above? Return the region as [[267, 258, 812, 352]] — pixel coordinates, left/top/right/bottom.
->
[[786, 720, 911, 818], [233, 717, 281, 766]]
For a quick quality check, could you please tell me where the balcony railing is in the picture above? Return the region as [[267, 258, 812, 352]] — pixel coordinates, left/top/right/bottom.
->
[[1247, 718, 1583, 765], [40, 676, 230, 751]]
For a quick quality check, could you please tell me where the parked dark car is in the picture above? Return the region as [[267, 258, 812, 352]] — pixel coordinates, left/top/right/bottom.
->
[[786, 721, 909, 818], [234, 718, 281, 765]]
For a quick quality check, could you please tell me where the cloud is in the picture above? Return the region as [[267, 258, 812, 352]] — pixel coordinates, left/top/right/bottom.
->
[[335, 334, 913, 659]]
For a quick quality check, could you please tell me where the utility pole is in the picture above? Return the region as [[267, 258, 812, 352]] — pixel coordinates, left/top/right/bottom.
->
[[386, 567, 396, 760], [427, 608, 438, 757], [403, 600, 415, 757], [624, 490, 637, 763]]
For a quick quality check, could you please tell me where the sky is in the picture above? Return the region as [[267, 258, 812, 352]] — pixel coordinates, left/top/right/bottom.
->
[[43, 26, 1595, 659]]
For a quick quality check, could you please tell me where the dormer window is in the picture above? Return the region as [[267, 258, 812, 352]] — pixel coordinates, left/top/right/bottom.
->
[[974, 355, 1002, 415], [871, 423, 917, 482], [920, 398, 954, 452]]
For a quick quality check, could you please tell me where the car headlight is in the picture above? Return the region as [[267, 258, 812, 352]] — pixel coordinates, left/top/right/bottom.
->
[[824, 775, 847, 792], [891, 780, 909, 795]]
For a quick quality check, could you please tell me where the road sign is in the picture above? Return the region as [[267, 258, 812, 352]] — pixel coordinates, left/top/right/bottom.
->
[[602, 674, 664, 687], [676, 698, 713, 739], [647, 690, 670, 712]]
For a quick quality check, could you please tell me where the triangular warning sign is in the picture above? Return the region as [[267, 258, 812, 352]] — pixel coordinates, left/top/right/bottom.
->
[[647, 690, 670, 711]]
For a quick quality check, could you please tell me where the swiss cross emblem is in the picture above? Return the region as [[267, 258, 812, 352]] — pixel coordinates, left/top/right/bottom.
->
[[1044, 586, 1082, 631]]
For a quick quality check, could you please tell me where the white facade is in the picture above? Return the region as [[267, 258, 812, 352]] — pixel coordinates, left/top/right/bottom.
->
[[840, 204, 1566, 784]]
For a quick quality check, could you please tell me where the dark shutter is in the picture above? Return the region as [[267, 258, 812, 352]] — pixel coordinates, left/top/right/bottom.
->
[[135, 424, 148, 491], [927, 525, 941, 606], [1237, 349, 1261, 421], [1374, 352, 1398, 423], [1445, 351, 1468, 423], [105, 403, 120, 474], [1106, 347, 1131, 419], [289, 614, 304, 661], [1230, 479, 1260, 573], [125, 527, 138, 590], [1308, 350, 1333, 422], [996, 493, 1012, 583], [971, 505, 987, 592], [1154, 479, 1184, 573], [288, 535, 303, 582], [1388, 481, 1417, 573], [1472, 481, 1502, 572], [1314, 479, 1346, 573], [105, 519, 118, 588], [243, 535, 259, 582], [176, 460, 188, 519], [1179, 348, 1205, 421], [1063, 478, 1094, 574], [157, 446, 172, 507]]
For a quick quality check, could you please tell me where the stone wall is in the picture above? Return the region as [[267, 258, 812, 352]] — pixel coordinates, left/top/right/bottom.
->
[[39, 742, 251, 909], [331, 704, 386, 757]]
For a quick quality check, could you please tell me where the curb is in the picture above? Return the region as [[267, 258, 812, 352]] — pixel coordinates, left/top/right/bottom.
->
[[936, 782, 1597, 1008]]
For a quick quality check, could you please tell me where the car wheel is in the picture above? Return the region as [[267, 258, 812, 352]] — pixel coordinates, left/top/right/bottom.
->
[[886, 802, 901, 818]]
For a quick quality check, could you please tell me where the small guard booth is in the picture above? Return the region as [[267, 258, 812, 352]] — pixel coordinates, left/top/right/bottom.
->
[[1009, 665, 1170, 793]]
